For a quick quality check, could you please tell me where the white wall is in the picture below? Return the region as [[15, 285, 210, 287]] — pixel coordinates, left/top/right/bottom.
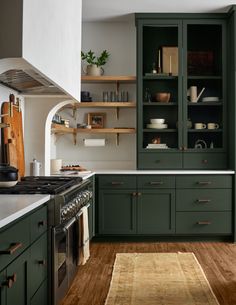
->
[[53, 21, 137, 170], [22, 0, 82, 101], [24, 97, 66, 175]]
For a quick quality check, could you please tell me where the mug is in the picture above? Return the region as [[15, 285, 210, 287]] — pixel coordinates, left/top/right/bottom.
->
[[194, 123, 206, 129], [190, 86, 198, 102], [207, 123, 219, 129]]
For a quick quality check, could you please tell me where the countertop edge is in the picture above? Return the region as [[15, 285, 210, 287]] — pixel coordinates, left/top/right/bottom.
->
[[0, 195, 50, 229]]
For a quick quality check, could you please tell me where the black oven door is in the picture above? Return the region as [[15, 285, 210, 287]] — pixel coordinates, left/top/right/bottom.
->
[[52, 217, 78, 305]]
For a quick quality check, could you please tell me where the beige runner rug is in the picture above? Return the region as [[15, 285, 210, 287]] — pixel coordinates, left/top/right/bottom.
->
[[105, 253, 220, 305]]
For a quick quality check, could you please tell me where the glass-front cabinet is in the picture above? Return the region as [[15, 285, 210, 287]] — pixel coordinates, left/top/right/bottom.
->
[[136, 15, 227, 169]]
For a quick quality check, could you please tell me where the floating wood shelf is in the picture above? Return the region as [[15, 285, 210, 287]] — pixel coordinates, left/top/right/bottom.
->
[[62, 102, 136, 119], [81, 75, 136, 83], [51, 124, 136, 146], [51, 124, 77, 145], [77, 128, 136, 145]]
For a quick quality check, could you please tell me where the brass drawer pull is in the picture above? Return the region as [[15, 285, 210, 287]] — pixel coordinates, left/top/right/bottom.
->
[[0, 242, 23, 255], [3, 273, 17, 288], [196, 199, 211, 203], [202, 159, 208, 164], [38, 220, 46, 227], [38, 259, 46, 266], [196, 221, 211, 225], [111, 181, 124, 185], [197, 181, 212, 186], [150, 181, 164, 185], [137, 192, 142, 196], [132, 192, 136, 197]]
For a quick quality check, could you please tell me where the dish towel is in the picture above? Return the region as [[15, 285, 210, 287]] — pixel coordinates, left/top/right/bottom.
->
[[79, 205, 90, 265]]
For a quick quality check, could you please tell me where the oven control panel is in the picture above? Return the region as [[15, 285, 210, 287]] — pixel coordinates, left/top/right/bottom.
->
[[60, 190, 92, 222]]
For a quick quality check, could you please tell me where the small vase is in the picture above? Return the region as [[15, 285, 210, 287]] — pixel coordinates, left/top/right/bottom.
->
[[83, 64, 104, 76]]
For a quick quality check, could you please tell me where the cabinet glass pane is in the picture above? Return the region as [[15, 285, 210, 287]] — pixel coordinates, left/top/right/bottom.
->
[[186, 24, 224, 150], [141, 25, 180, 151]]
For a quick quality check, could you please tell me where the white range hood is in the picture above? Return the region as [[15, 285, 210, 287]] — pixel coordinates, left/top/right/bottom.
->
[[0, 0, 82, 99]]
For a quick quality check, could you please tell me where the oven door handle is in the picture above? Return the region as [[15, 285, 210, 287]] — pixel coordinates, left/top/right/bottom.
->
[[63, 217, 76, 231], [76, 203, 91, 218]]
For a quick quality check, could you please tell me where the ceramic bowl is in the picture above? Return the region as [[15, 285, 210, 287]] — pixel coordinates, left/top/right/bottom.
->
[[155, 92, 171, 103], [150, 118, 165, 124]]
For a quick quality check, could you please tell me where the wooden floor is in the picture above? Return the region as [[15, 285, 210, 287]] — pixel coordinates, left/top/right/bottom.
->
[[61, 241, 236, 305]]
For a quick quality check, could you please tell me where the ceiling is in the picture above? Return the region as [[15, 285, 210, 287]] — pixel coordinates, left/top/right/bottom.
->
[[82, 0, 236, 22]]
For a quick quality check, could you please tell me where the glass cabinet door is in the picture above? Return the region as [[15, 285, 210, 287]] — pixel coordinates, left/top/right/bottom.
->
[[183, 20, 226, 152], [138, 20, 183, 153]]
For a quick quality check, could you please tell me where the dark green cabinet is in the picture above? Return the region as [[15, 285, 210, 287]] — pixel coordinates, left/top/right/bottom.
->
[[136, 14, 230, 169], [99, 189, 136, 234], [137, 189, 175, 234], [97, 175, 175, 235], [0, 205, 48, 305], [5, 249, 30, 305]]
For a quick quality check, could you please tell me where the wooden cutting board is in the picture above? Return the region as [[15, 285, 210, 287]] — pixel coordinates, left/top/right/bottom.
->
[[1, 101, 25, 178]]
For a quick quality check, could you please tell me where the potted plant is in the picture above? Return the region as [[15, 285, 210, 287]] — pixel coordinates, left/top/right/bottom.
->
[[81, 50, 110, 76]]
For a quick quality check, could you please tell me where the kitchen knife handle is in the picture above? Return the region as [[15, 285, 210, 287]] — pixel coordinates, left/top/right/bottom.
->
[[0, 242, 22, 255]]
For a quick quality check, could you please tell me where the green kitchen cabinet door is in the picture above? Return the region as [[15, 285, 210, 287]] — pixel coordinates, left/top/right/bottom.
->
[[137, 189, 175, 234], [6, 249, 30, 305], [98, 189, 136, 234], [29, 233, 47, 299], [30, 280, 47, 305], [0, 270, 6, 305]]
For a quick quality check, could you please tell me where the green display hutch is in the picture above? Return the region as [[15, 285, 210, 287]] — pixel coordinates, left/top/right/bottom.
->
[[135, 11, 236, 170]]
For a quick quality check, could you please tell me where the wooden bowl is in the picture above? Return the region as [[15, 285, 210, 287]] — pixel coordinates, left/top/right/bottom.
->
[[155, 92, 171, 103]]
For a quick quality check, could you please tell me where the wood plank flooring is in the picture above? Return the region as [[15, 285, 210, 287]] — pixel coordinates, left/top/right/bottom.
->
[[61, 241, 236, 305]]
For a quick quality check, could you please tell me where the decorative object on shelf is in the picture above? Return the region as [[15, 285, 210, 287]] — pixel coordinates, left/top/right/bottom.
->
[[207, 123, 219, 129], [155, 92, 171, 103], [210, 141, 214, 149], [144, 88, 152, 103], [152, 62, 157, 74], [84, 138, 106, 147], [81, 91, 92, 102], [110, 91, 117, 102], [52, 113, 62, 124], [147, 118, 168, 129], [187, 86, 205, 103], [162, 46, 178, 76], [202, 96, 220, 102], [103, 91, 109, 102], [51, 159, 62, 174], [146, 143, 169, 149], [157, 49, 162, 73], [188, 51, 214, 75], [194, 123, 206, 129], [88, 112, 106, 128], [194, 139, 207, 149], [81, 50, 110, 76], [152, 136, 161, 144]]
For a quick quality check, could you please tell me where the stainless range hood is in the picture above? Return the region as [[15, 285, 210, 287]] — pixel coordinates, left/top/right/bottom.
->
[[0, 69, 65, 95]]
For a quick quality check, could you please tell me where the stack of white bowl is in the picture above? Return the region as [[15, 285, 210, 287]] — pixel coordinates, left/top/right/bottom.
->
[[147, 118, 168, 129]]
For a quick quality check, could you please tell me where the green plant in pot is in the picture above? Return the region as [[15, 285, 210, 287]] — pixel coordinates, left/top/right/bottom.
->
[[81, 50, 110, 76]]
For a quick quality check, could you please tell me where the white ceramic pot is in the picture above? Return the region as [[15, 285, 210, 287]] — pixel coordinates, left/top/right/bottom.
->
[[83, 64, 104, 76]]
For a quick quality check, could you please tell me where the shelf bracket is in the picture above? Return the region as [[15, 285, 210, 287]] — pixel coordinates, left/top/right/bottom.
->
[[116, 133, 120, 146], [73, 129, 77, 145], [116, 107, 119, 120], [72, 103, 77, 120]]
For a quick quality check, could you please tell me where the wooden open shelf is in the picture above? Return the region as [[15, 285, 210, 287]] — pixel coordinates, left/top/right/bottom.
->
[[81, 75, 136, 83], [51, 124, 136, 145]]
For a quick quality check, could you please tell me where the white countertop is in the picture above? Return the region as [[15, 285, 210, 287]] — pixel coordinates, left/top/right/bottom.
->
[[0, 195, 50, 229]]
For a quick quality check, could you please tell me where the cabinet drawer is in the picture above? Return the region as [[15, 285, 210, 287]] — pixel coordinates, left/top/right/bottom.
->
[[137, 176, 175, 189], [176, 189, 232, 211], [0, 216, 30, 271], [176, 175, 232, 189], [183, 153, 227, 169], [98, 175, 136, 189], [30, 205, 47, 243], [176, 212, 232, 234], [138, 153, 182, 169], [29, 233, 47, 298]]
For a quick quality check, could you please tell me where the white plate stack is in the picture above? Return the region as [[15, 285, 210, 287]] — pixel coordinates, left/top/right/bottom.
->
[[146, 118, 168, 129], [146, 143, 169, 149]]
